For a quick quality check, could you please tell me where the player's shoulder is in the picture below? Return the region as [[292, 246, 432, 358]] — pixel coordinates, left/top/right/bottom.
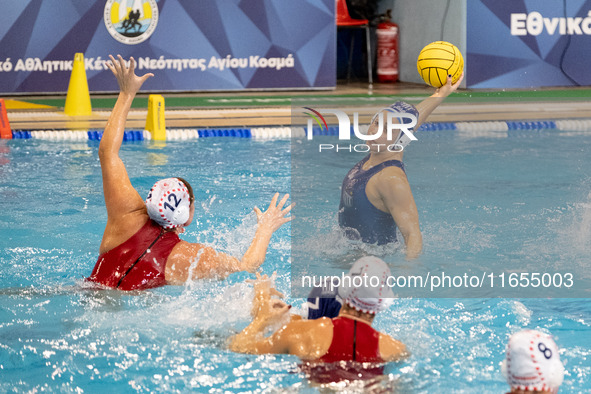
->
[[294, 316, 332, 328], [171, 240, 208, 254], [379, 332, 409, 362], [376, 164, 406, 178], [372, 165, 409, 193]]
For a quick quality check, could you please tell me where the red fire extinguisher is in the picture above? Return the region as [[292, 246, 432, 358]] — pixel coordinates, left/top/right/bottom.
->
[[376, 10, 399, 83]]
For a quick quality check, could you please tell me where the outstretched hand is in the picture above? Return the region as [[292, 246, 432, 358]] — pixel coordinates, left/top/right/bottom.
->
[[106, 55, 153, 95], [434, 72, 464, 98], [254, 193, 293, 234], [249, 272, 291, 324]]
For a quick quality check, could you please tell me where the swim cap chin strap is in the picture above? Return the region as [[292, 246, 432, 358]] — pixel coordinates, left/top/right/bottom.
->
[[146, 178, 191, 229]]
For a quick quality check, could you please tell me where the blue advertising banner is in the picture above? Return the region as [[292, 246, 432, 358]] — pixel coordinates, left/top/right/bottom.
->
[[0, 0, 335, 93], [467, 0, 591, 88]]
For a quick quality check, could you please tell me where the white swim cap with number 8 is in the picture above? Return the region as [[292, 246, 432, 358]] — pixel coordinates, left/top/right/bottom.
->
[[501, 329, 564, 393]]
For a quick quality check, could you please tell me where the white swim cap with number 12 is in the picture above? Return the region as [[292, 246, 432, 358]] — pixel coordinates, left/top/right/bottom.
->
[[146, 178, 191, 229]]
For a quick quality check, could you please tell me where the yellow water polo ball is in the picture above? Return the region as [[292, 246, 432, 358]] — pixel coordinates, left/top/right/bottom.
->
[[416, 41, 464, 88]]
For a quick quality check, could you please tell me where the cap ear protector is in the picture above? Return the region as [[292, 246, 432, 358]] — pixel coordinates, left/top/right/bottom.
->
[[500, 358, 508, 379], [172, 204, 190, 225]]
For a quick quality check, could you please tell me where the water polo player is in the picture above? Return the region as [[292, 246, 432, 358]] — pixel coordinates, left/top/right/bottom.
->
[[338, 73, 463, 259], [229, 256, 407, 366], [87, 55, 292, 291]]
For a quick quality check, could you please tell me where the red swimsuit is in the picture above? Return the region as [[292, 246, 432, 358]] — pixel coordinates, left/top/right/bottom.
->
[[87, 220, 181, 291], [305, 316, 384, 384], [319, 316, 382, 363]]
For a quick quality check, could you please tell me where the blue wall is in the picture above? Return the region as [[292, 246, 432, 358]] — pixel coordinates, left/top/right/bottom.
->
[[0, 0, 336, 93]]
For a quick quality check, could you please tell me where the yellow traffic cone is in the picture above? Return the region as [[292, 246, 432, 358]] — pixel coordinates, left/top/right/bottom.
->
[[145, 94, 166, 141], [64, 53, 92, 116]]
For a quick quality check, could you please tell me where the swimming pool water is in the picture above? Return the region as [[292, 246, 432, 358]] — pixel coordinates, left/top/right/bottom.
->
[[0, 133, 590, 392], [291, 130, 591, 298]]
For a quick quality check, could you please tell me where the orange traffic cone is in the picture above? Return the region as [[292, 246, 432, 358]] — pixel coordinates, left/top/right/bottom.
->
[[0, 99, 12, 139]]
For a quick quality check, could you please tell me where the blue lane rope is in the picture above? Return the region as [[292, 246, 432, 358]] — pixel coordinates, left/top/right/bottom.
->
[[506, 121, 556, 130], [85, 130, 144, 141], [11, 130, 32, 139], [197, 128, 251, 138]]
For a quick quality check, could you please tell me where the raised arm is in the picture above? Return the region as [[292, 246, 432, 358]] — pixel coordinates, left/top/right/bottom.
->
[[99, 55, 153, 254], [229, 275, 330, 359], [165, 193, 293, 281], [229, 274, 295, 354], [415, 73, 464, 129], [100, 55, 153, 220], [242, 193, 293, 272]]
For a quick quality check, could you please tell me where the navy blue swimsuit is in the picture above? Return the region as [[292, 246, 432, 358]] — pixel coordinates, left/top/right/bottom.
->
[[338, 155, 405, 245]]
